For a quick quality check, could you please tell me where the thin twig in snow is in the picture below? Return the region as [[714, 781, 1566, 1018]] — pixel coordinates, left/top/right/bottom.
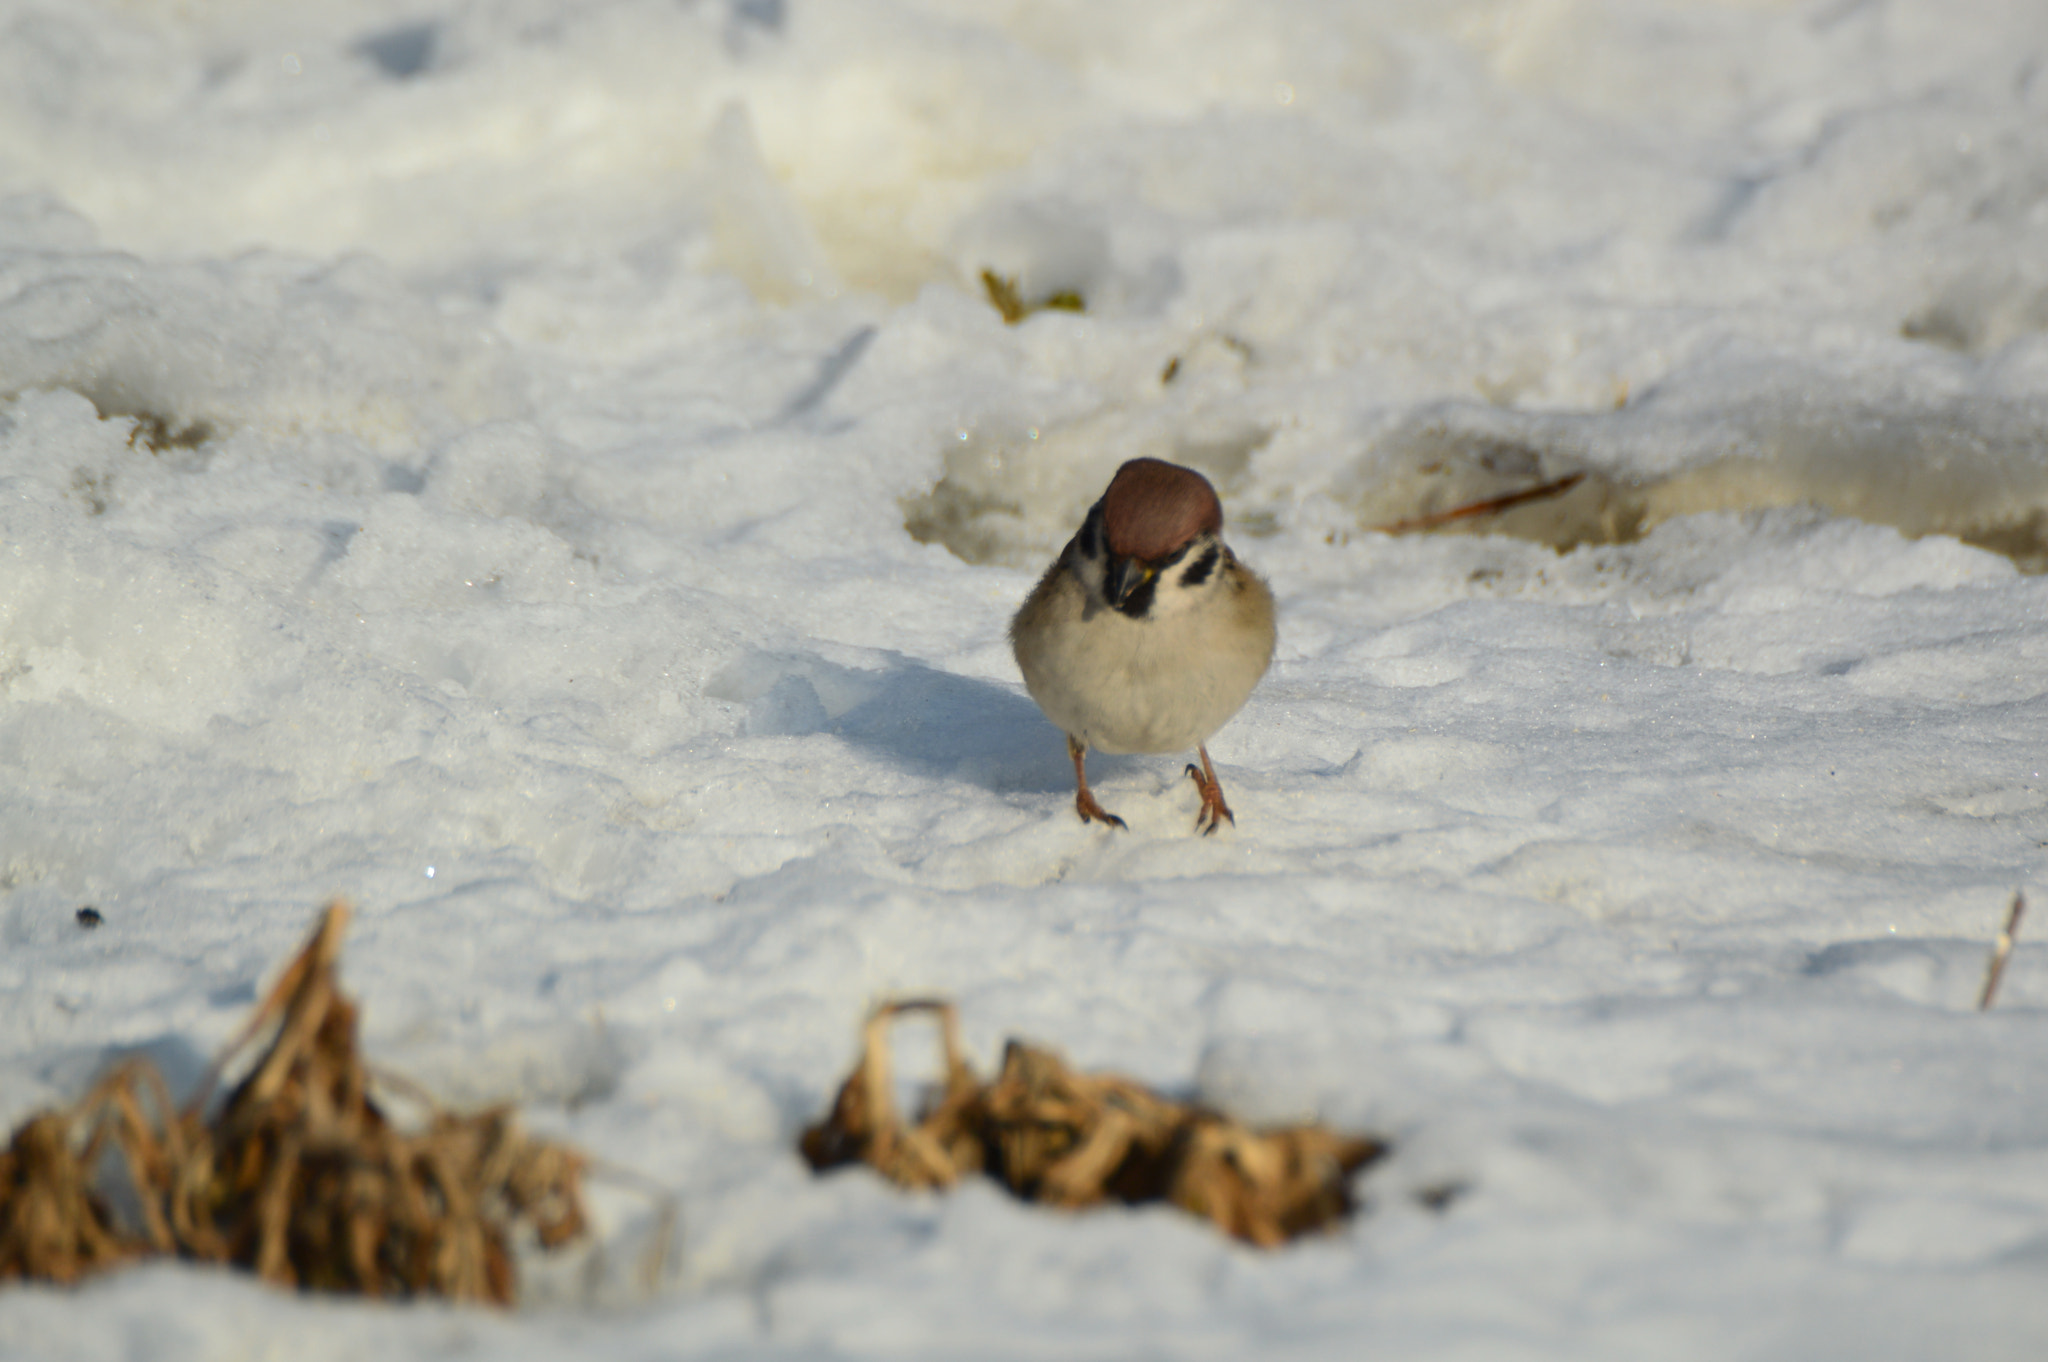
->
[[1977, 891, 2026, 1011], [1373, 472, 1587, 535]]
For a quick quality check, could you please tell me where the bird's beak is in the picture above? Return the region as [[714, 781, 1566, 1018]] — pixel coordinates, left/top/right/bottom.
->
[[1105, 556, 1156, 607]]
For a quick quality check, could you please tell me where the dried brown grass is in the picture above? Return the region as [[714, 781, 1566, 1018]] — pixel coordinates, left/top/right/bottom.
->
[[0, 902, 589, 1303], [801, 1001, 1386, 1247]]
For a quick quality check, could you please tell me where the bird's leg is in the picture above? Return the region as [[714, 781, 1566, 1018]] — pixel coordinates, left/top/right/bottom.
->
[[1184, 745, 1235, 835], [1069, 735, 1126, 829]]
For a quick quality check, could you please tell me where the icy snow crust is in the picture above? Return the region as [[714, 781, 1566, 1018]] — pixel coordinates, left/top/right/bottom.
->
[[3, 0, 2048, 1356]]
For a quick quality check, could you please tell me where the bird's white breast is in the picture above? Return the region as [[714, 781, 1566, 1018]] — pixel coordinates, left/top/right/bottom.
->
[[1012, 546, 1275, 755]]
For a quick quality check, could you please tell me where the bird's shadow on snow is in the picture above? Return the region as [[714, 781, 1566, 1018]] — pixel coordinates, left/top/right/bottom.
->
[[706, 650, 1138, 794]]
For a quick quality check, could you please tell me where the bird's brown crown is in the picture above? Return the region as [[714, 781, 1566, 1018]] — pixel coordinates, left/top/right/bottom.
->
[[1099, 458, 1223, 561]]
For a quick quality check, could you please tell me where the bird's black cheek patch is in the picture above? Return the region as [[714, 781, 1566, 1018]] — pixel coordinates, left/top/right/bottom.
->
[[1080, 506, 1106, 561], [1179, 545, 1219, 589]]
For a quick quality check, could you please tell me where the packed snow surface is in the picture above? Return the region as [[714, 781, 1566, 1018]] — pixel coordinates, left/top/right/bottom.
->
[[4, 0, 2048, 1357]]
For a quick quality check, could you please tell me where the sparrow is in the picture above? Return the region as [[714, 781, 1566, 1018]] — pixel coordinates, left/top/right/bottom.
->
[[1010, 457, 1276, 834]]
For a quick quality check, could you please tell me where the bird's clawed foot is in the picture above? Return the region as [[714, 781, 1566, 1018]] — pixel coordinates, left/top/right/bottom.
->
[[1185, 746, 1235, 835], [1074, 787, 1128, 830], [1069, 736, 1127, 830]]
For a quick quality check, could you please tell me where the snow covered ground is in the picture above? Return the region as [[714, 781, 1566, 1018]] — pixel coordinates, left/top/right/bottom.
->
[[4, 0, 2048, 1356]]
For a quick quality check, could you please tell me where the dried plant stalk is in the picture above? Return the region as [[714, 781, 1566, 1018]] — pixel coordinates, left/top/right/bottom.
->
[[799, 1000, 983, 1189], [801, 1003, 1387, 1246], [0, 1113, 142, 1284], [1979, 891, 2027, 1011], [0, 901, 593, 1303], [1373, 472, 1587, 535], [1167, 1118, 1383, 1248], [979, 1041, 1185, 1207]]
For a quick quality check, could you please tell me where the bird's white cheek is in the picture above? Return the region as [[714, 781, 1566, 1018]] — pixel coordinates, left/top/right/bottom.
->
[[1143, 575, 1212, 623]]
